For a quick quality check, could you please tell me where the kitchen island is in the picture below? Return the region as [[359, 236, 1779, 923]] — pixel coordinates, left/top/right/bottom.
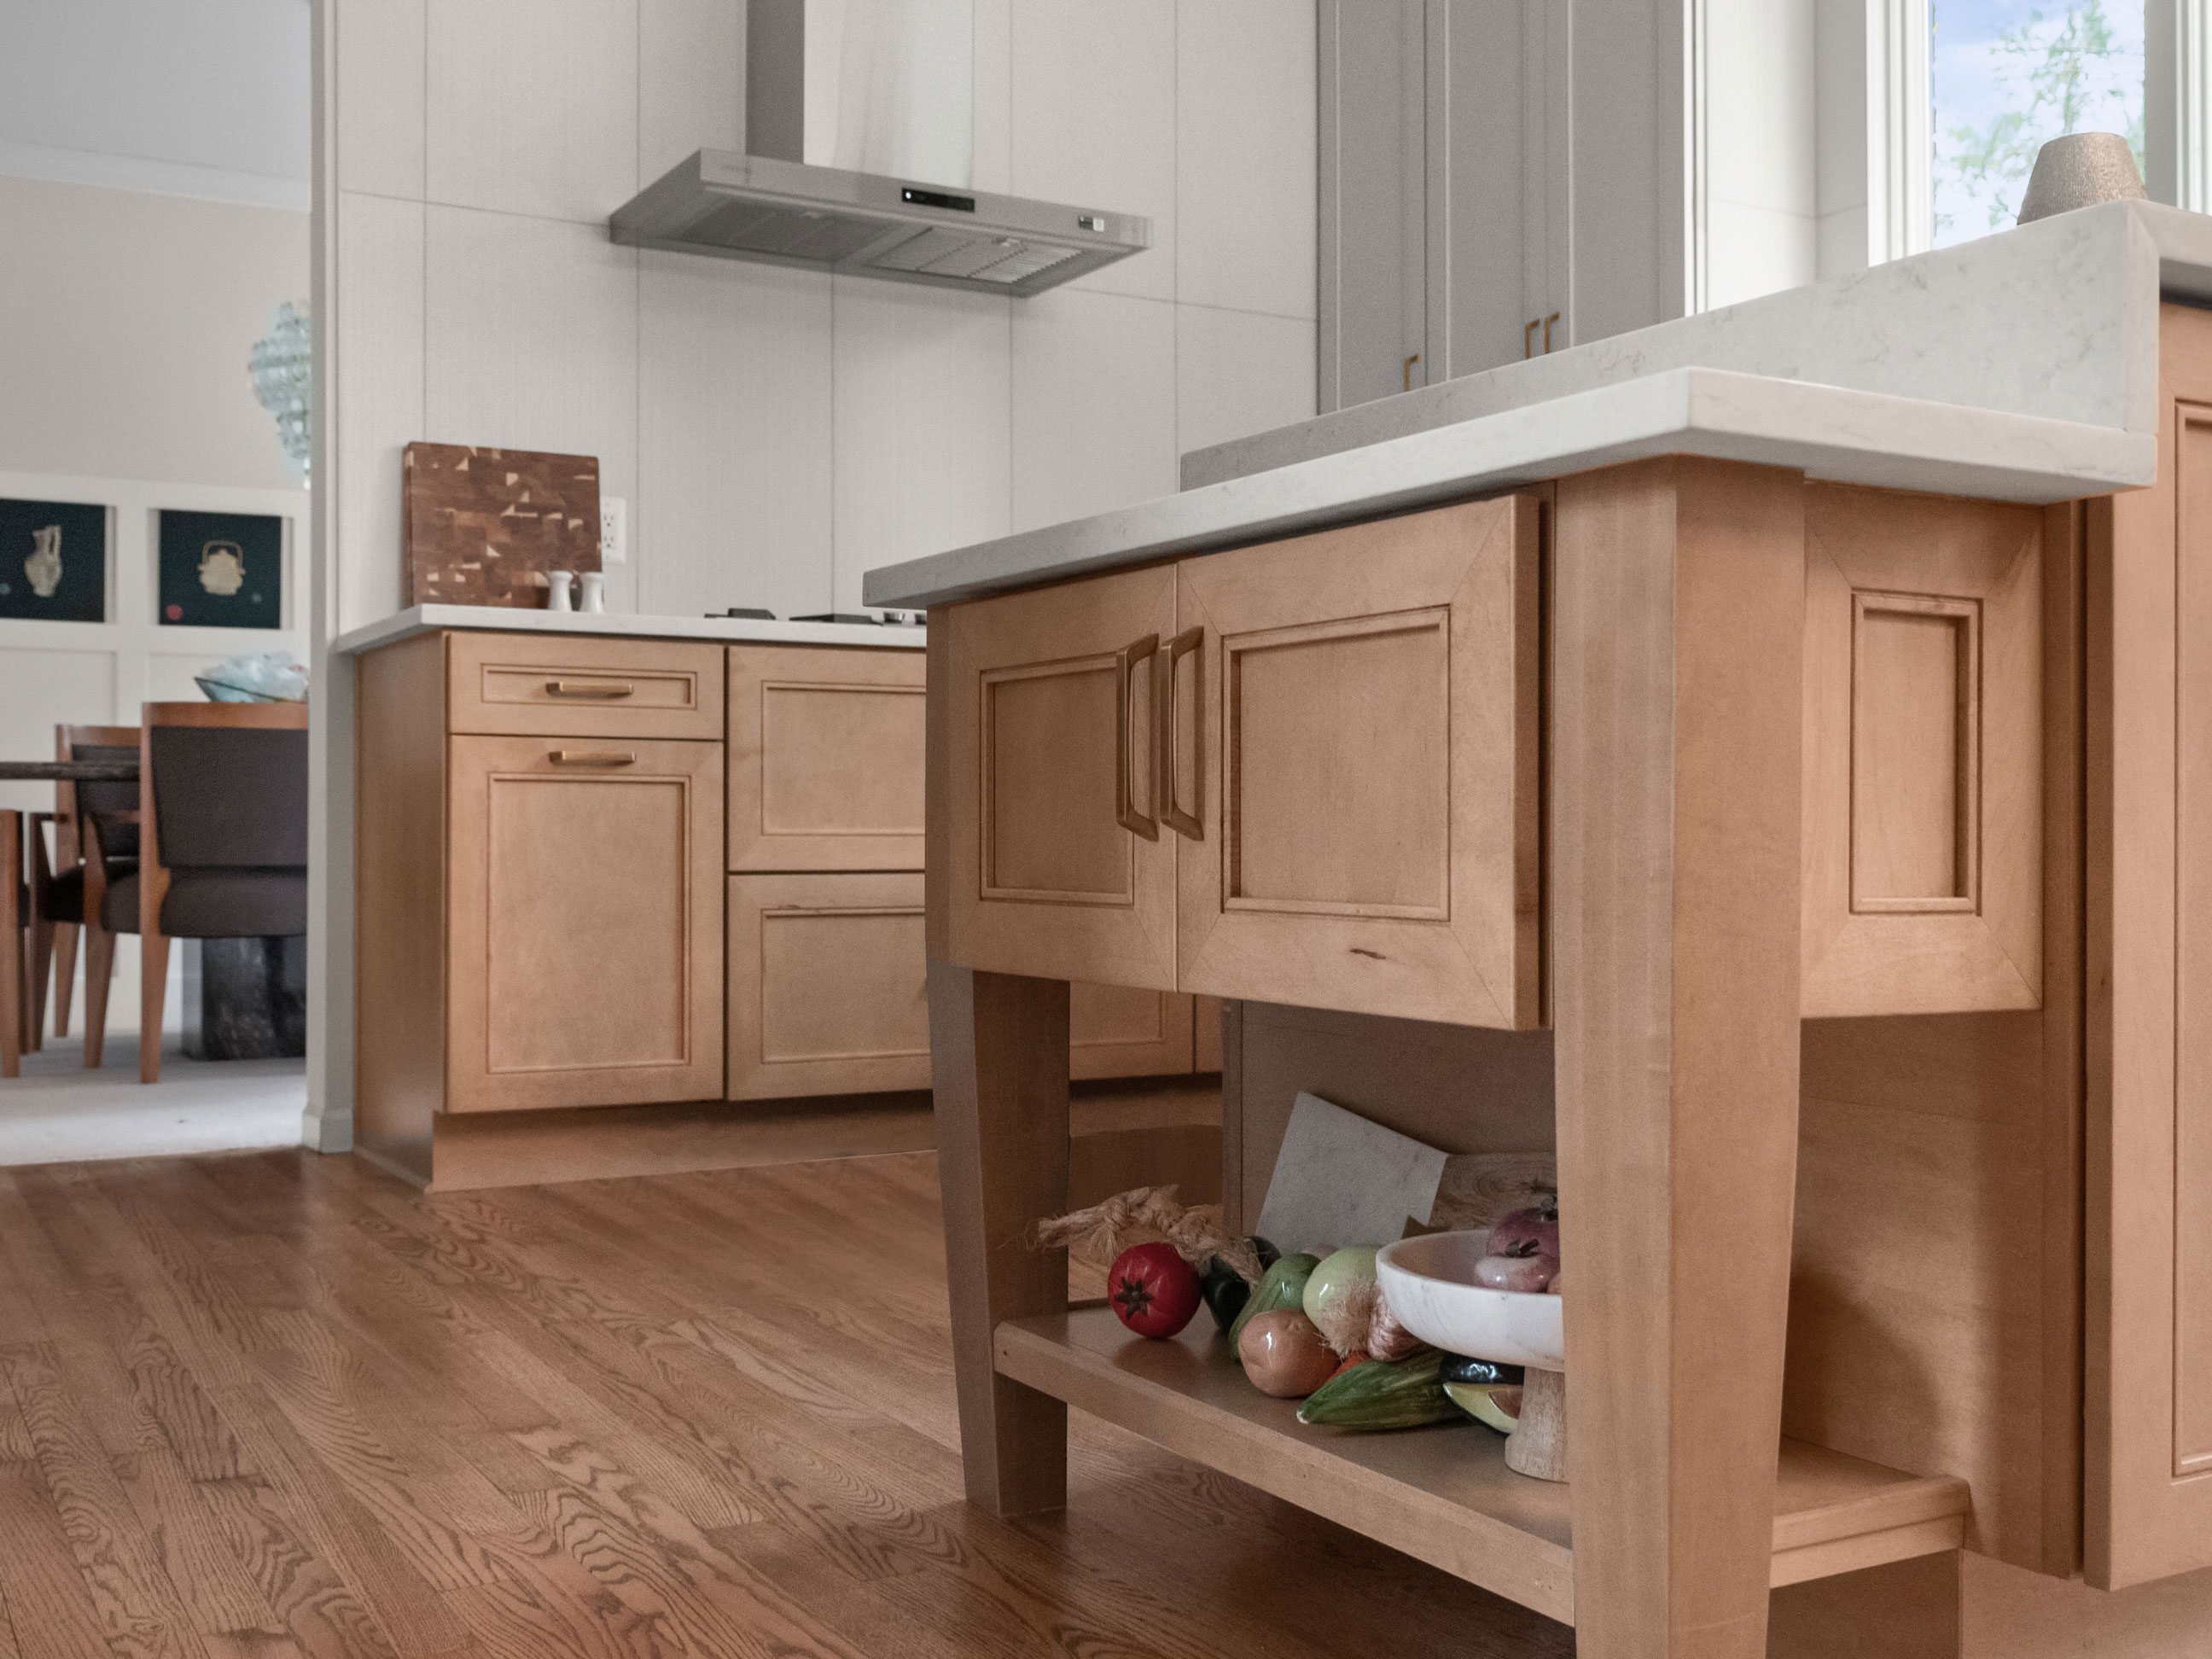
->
[[865, 200, 2212, 1658]]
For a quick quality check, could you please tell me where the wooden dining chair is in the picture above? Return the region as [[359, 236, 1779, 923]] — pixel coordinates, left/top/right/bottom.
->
[[77, 703, 309, 1081], [2, 809, 21, 1079], [38, 723, 139, 1045]]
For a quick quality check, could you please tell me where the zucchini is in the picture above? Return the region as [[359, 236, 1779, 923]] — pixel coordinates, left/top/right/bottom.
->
[[1227, 1253, 1318, 1348], [1296, 1350, 1460, 1430]]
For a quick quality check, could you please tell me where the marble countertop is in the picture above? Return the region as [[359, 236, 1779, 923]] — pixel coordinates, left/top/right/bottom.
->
[[330, 604, 925, 657], [864, 200, 2209, 611]]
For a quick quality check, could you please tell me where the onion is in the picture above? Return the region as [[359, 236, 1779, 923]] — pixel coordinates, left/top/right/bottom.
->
[[1301, 1247, 1382, 1357]]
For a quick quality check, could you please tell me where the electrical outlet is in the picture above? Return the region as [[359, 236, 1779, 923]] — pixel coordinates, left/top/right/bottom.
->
[[600, 496, 626, 564]]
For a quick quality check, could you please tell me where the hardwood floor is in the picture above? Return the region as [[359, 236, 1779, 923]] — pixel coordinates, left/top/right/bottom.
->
[[0, 1148, 1575, 1659]]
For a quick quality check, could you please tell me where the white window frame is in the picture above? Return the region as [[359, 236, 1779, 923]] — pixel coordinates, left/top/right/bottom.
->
[[1871, 0, 2208, 265]]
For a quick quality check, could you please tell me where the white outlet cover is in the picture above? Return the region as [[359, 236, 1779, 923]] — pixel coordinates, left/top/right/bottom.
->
[[600, 496, 626, 564]]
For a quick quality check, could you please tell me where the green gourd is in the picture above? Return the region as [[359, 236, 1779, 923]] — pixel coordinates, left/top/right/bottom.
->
[[1226, 1253, 1318, 1349], [1295, 1349, 1461, 1430]]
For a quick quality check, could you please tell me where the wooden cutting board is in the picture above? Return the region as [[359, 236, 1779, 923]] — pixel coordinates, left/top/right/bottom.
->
[[402, 443, 600, 608]]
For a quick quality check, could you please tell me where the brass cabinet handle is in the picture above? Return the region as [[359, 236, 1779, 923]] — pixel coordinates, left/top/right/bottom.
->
[[1115, 633, 1160, 841], [1157, 627, 1203, 841], [1402, 352, 1422, 393], [546, 678, 635, 698], [548, 749, 637, 766], [1542, 311, 1560, 353]]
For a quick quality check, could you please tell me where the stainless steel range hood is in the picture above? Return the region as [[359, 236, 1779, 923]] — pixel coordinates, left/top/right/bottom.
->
[[608, 0, 1149, 298]]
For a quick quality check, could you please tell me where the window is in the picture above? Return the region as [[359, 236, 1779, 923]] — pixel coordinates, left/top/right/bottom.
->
[[1930, 1, 2145, 245]]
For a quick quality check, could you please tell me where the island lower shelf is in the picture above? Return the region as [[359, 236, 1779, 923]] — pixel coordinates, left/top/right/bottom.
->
[[994, 1308, 1970, 1627]]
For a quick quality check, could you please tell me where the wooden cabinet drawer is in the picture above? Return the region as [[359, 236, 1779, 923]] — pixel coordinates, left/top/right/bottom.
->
[[447, 632, 725, 741], [447, 736, 724, 1112], [1177, 494, 1544, 1027], [728, 872, 933, 1100], [730, 871, 1196, 1099], [1800, 486, 2043, 1016], [728, 643, 925, 871]]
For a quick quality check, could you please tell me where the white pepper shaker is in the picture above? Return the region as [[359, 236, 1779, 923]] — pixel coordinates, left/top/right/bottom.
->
[[546, 570, 575, 611], [579, 571, 607, 614]]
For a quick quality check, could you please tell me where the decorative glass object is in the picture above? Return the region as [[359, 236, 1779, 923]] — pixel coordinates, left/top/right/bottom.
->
[[249, 300, 313, 479]]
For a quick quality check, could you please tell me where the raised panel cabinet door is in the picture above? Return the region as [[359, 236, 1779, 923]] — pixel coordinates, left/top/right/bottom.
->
[[447, 736, 724, 1112], [2088, 302, 2212, 1588], [1801, 485, 2042, 1016], [940, 565, 1180, 992], [1069, 985, 1196, 1080], [1175, 494, 1543, 1027], [727, 871, 932, 1099], [727, 643, 926, 872]]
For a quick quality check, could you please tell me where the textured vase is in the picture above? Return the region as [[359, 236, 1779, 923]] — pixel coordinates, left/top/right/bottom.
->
[[2017, 131, 2146, 224]]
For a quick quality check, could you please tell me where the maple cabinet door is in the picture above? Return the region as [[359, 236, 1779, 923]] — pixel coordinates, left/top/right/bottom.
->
[[2088, 302, 2212, 1588], [727, 644, 926, 872], [726, 871, 932, 1100], [940, 566, 1180, 992], [446, 736, 724, 1112], [1068, 985, 1196, 1080], [1174, 495, 1543, 1027]]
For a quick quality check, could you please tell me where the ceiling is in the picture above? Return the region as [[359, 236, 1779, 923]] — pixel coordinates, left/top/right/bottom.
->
[[0, 0, 310, 210]]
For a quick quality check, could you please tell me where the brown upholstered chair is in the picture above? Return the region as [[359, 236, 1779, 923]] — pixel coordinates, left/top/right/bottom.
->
[[78, 703, 309, 1081], [34, 723, 140, 1045]]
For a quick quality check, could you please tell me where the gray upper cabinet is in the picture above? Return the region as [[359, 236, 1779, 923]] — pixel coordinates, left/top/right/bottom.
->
[[1318, 1, 1600, 410]]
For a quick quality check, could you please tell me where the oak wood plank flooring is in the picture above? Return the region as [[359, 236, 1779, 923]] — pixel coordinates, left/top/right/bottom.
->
[[0, 1148, 1575, 1658]]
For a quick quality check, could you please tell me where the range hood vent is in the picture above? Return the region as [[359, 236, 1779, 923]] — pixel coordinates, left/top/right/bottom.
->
[[612, 150, 1146, 297], [608, 0, 1148, 297]]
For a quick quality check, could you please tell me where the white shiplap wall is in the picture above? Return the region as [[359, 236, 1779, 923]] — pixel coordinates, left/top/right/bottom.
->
[[321, 0, 1319, 637]]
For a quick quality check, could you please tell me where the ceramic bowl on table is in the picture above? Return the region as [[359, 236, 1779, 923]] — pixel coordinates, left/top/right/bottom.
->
[[1376, 1230, 1565, 1370]]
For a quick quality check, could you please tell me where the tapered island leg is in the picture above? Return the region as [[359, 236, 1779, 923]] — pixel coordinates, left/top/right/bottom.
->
[[1551, 459, 1807, 1659], [929, 958, 1072, 1516]]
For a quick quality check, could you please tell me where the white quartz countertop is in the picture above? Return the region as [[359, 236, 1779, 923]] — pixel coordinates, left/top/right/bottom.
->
[[863, 367, 2148, 608], [330, 604, 925, 657], [864, 200, 2212, 611]]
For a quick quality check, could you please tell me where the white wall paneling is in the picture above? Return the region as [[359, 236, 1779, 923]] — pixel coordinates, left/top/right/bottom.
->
[[0, 467, 307, 816], [422, 207, 641, 610], [1179, 0, 1319, 321], [1010, 0, 1178, 304], [1010, 287, 1179, 533], [639, 251, 833, 621], [1176, 304, 1318, 458], [425, 0, 641, 223], [334, 0, 425, 198], [638, 0, 746, 185], [831, 274, 1012, 609], [332, 191, 425, 636]]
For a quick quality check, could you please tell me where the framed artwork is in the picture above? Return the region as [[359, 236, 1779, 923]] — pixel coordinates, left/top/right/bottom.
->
[[0, 498, 108, 622], [158, 509, 283, 628]]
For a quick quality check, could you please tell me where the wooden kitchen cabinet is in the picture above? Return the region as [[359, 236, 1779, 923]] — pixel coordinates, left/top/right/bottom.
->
[[940, 565, 1180, 992], [938, 496, 1543, 1027], [1177, 493, 1543, 1026], [446, 734, 725, 1113], [726, 870, 1204, 1100], [727, 642, 926, 872], [447, 631, 725, 741]]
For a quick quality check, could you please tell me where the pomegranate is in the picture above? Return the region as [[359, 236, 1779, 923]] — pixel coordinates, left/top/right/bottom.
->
[[1487, 1198, 1560, 1261]]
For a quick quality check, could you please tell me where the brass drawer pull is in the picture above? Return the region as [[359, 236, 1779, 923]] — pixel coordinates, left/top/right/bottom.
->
[[545, 678, 635, 699], [548, 749, 637, 766], [1158, 626, 1202, 840], [1115, 633, 1160, 841]]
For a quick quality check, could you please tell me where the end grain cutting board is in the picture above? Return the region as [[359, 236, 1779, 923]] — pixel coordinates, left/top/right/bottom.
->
[[402, 443, 600, 608]]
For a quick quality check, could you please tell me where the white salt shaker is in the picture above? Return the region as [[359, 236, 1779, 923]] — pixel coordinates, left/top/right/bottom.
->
[[546, 570, 575, 611], [579, 572, 607, 614]]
